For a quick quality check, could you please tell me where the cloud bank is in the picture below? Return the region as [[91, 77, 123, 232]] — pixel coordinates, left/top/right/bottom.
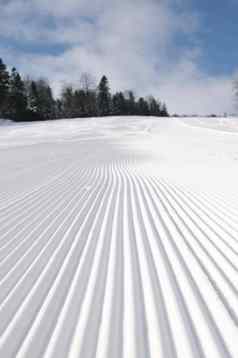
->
[[0, 0, 235, 114]]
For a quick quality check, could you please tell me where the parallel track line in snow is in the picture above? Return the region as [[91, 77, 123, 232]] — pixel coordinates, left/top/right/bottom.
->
[[177, 185, 238, 228], [157, 180, 238, 275], [0, 166, 108, 356], [0, 166, 90, 251], [0, 120, 237, 358], [0, 162, 78, 212], [0, 162, 82, 228], [0, 166, 92, 259], [143, 177, 237, 356], [15, 168, 110, 358], [151, 179, 238, 327], [0, 168, 99, 304], [162, 179, 238, 246]]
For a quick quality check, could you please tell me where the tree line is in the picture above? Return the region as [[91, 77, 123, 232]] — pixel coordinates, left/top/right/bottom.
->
[[0, 58, 169, 122]]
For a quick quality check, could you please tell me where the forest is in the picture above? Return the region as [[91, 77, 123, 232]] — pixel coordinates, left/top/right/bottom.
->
[[0, 58, 169, 122]]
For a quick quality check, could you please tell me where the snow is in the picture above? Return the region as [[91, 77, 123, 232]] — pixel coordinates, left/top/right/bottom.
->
[[0, 116, 237, 357]]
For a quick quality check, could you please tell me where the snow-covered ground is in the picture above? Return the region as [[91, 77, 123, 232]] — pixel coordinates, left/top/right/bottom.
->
[[0, 116, 237, 357]]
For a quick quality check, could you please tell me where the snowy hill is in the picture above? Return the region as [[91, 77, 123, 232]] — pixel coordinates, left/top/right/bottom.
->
[[0, 116, 237, 357]]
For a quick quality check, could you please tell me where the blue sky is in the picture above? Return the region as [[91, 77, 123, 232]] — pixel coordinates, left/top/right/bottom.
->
[[0, 0, 237, 114], [189, 0, 238, 76]]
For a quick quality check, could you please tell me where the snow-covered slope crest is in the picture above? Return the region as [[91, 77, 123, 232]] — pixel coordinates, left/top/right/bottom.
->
[[0, 118, 13, 126], [180, 116, 238, 132], [0, 116, 237, 358]]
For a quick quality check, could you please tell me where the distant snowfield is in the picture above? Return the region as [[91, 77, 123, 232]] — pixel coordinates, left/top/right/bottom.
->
[[0, 116, 237, 357]]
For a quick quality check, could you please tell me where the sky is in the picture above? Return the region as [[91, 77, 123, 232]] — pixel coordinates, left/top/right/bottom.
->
[[0, 0, 238, 115]]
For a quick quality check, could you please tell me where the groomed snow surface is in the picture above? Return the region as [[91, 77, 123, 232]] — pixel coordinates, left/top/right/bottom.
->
[[0, 116, 238, 358]]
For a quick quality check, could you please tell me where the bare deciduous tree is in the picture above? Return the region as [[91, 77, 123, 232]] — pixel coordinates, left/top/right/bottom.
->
[[80, 72, 96, 93]]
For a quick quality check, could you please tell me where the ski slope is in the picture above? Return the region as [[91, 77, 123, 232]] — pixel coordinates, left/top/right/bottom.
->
[[0, 116, 238, 358]]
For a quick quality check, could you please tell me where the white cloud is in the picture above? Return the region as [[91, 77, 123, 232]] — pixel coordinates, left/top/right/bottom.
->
[[0, 0, 236, 114]]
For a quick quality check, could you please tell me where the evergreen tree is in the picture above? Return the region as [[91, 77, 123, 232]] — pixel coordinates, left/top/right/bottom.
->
[[112, 92, 127, 115], [28, 81, 39, 113], [97, 76, 111, 116], [35, 79, 55, 120], [55, 99, 63, 119], [61, 86, 75, 118], [24, 80, 42, 121], [148, 96, 162, 116], [127, 91, 136, 115], [74, 89, 87, 117], [8, 67, 27, 121], [118, 92, 127, 115], [160, 102, 169, 117], [85, 90, 97, 117], [0, 58, 9, 116], [112, 93, 121, 115], [137, 97, 150, 116], [24, 79, 55, 121]]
